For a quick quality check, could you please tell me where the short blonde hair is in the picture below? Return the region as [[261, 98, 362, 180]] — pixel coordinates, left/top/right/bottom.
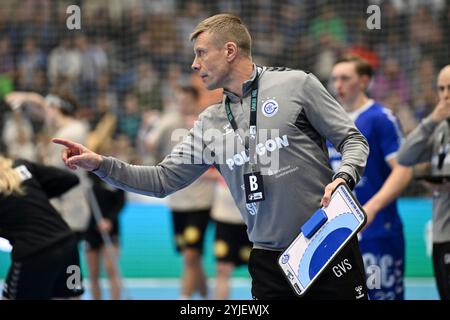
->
[[190, 13, 252, 57], [0, 156, 24, 197]]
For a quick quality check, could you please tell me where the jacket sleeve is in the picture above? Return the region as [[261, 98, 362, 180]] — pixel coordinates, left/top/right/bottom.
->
[[26, 161, 80, 198], [397, 115, 437, 166], [299, 73, 369, 184], [93, 112, 214, 198]]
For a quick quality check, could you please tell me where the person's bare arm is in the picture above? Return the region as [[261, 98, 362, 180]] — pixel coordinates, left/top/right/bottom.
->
[[362, 158, 413, 230], [5, 91, 49, 120]]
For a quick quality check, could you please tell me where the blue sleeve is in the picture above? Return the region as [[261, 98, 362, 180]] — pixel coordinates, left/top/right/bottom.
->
[[376, 109, 403, 161]]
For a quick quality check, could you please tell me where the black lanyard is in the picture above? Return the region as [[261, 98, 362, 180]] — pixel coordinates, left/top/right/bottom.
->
[[224, 69, 260, 169]]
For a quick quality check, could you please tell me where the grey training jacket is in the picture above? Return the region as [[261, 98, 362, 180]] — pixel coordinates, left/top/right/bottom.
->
[[397, 115, 450, 243], [94, 65, 369, 250]]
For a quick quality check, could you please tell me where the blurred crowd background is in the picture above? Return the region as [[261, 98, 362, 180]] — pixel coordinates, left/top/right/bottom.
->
[[1, 0, 450, 196]]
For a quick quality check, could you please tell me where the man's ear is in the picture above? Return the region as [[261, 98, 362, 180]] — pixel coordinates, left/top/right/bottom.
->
[[360, 75, 371, 90], [224, 42, 238, 62]]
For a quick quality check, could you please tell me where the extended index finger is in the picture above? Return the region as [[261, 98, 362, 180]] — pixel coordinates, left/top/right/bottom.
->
[[52, 138, 79, 149]]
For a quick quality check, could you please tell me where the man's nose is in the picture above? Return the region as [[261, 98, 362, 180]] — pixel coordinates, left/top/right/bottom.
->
[[191, 58, 200, 71], [333, 80, 342, 92]]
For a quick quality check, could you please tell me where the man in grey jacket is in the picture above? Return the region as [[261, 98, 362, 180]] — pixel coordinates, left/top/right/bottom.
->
[[397, 65, 450, 300], [53, 14, 369, 300]]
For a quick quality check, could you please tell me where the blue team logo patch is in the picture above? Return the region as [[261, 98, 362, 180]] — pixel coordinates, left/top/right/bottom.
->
[[262, 99, 279, 117]]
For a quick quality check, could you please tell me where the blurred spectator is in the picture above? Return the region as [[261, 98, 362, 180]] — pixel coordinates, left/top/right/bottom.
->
[[371, 58, 410, 105], [160, 63, 187, 111], [389, 0, 445, 16], [275, 2, 308, 66], [96, 72, 119, 115], [176, 0, 208, 65], [436, 1, 450, 69], [111, 134, 137, 164], [141, 0, 176, 15], [86, 93, 118, 152], [216, 0, 242, 14], [24, 0, 57, 52], [17, 38, 46, 90], [82, 7, 113, 39], [132, 30, 153, 68], [74, 34, 108, 108], [0, 5, 12, 37], [117, 93, 142, 146], [133, 62, 163, 111], [136, 110, 160, 165], [147, 15, 180, 74], [309, 5, 347, 82], [47, 35, 81, 91], [409, 5, 443, 58], [378, 2, 409, 43], [383, 91, 418, 136], [346, 31, 380, 71], [411, 58, 439, 120], [2, 110, 37, 161], [376, 32, 420, 82], [313, 33, 344, 83], [31, 68, 49, 96], [0, 38, 14, 77], [250, 8, 282, 65], [0, 37, 14, 99], [309, 4, 347, 46]]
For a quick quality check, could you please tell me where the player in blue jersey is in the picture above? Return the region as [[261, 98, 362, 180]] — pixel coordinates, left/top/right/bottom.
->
[[328, 56, 413, 300]]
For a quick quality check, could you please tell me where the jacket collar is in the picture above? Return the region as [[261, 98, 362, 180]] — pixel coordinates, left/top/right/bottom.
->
[[223, 64, 260, 103]]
